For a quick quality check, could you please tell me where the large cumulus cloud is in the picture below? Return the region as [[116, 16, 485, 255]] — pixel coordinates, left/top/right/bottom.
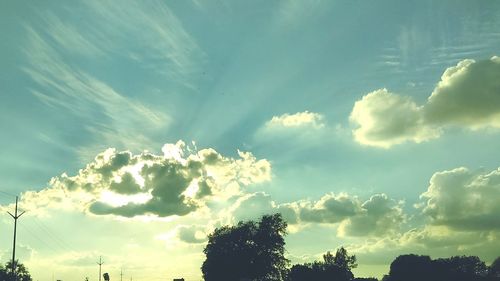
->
[[350, 89, 440, 148], [419, 167, 500, 231], [227, 192, 405, 237], [350, 166, 500, 265], [15, 141, 271, 218], [350, 56, 500, 148]]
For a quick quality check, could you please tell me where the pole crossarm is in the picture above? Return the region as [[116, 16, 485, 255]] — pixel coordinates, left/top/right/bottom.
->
[[7, 210, 25, 219]]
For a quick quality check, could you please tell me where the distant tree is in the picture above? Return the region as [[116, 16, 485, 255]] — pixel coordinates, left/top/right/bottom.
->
[[385, 254, 433, 281], [0, 260, 33, 281], [201, 213, 289, 281], [433, 255, 487, 281], [328, 247, 357, 270], [384, 254, 490, 281], [0, 264, 6, 281], [489, 257, 500, 279], [287, 247, 356, 281], [354, 278, 378, 281]]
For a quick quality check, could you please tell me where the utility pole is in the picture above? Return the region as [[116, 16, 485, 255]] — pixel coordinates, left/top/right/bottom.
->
[[8, 196, 25, 281], [120, 268, 123, 281], [97, 256, 104, 281]]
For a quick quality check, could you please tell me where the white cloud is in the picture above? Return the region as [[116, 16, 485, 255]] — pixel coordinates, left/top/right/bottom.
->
[[226, 192, 405, 237], [349, 165, 500, 265], [296, 193, 361, 224], [266, 111, 325, 129], [255, 111, 328, 143], [425, 57, 500, 128], [350, 89, 440, 148], [176, 225, 208, 244], [349, 225, 500, 265], [419, 166, 500, 231], [350, 57, 500, 148], [297, 193, 405, 237], [9, 141, 271, 219], [338, 194, 406, 237]]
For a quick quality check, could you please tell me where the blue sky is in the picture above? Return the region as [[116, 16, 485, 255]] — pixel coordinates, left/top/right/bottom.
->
[[1, 1, 500, 280]]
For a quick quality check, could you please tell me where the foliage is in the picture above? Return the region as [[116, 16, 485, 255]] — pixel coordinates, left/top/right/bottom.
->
[[325, 247, 358, 270], [202, 213, 289, 281], [383, 254, 498, 281], [200, 213, 499, 281], [490, 257, 500, 279], [287, 247, 356, 281], [0, 260, 33, 281]]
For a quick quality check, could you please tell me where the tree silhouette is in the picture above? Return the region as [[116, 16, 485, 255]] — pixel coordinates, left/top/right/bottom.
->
[[0, 264, 5, 281], [0, 261, 32, 281], [329, 247, 357, 270], [287, 248, 356, 281], [202, 213, 289, 281], [489, 257, 500, 279], [384, 254, 433, 281], [433, 255, 487, 281], [382, 254, 495, 281]]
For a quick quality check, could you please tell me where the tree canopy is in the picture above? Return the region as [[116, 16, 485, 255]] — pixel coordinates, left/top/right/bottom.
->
[[201, 213, 499, 281], [382, 254, 500, 281], [287, 247, 358, 281], [202, 213, 289, 281], [0, 261, 33, 281]]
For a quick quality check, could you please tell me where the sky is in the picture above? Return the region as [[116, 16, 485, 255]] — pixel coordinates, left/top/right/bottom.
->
[[1, 0, 500, 280]]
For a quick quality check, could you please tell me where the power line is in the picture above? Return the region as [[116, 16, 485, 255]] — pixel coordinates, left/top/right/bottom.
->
[[31, 216, 77, 252], [19, 223, 61, 255], [0, 190, 17, 198]]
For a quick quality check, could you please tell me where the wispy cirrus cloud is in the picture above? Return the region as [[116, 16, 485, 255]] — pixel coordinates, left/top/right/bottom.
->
[[80, 0, 205, 81], [22, 24, 170, 158], [20, 0, 206, 159]]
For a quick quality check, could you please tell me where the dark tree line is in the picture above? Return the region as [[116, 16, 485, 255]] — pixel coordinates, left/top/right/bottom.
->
[[202, 213, 500, 281], [382, 254, 500, 281]]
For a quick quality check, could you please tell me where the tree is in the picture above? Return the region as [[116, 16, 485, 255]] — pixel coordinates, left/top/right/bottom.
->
[[489, 257, 500, 279], [0, 260, 33, 281], [0, 264, 5, 281], [326, 247, 357, 270], [287, 247, 356, 281], [385, 254, 433, 281], [384, 254, 489, 281], [201, 213, 289, 281], [433, 255, 487, 281]]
